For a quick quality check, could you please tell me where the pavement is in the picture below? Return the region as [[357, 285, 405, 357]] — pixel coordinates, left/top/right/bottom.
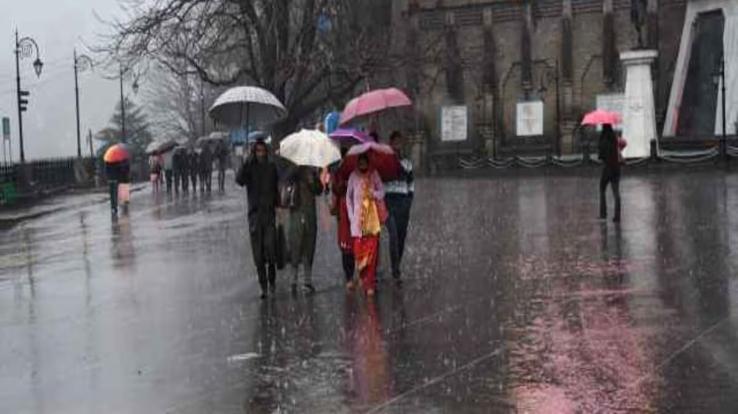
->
[[0, 170, 737, 413]]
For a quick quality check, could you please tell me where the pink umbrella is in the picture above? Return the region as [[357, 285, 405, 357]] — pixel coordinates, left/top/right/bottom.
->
[[581, 109, 622, 126], [339, 88, 412, 125], [329, 128, 369, 144]]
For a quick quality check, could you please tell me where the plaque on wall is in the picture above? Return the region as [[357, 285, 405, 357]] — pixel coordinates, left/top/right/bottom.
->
[[516, 101, 544, 137], [441, 105, 468, 142]]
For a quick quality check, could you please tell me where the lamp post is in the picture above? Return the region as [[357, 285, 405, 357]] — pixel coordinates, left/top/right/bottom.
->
[[117, 64, 139, 144], [74, 50, 93, 158], [713, 55, 727, 161], [14, 30, 43, 164]]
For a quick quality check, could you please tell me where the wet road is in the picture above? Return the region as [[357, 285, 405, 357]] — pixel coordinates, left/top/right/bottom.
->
[[1, 171, 738, 413]]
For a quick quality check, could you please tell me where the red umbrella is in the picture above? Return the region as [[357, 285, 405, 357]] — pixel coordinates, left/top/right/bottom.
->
[[104, 143, 130, 164], [337, 142, 401, 181], [581, 109, 622, 126], [339, 88, 412, 126]]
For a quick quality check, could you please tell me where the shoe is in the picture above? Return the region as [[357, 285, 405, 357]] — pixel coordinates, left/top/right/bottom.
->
[[304, 284, 316, 295], [260, 291, 268, 300]]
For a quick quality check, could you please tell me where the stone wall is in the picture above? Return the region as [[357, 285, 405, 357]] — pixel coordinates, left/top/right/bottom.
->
[[389, 0, 688, 158]]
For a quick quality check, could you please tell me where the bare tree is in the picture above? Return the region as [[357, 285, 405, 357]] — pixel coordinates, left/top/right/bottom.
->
[[143, 65, 220, 142], [98, 0, 392, 140]]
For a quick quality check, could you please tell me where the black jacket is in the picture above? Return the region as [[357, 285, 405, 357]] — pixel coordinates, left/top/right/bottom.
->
[[237, 157, 279, 228], [598, 132, 620, 170]]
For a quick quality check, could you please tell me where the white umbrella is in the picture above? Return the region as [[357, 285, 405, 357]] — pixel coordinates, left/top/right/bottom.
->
[[145, 141, 160, 155], [209, 86, 287, 128], [279, 129, 340, 168], [196, 131, 228, 147]]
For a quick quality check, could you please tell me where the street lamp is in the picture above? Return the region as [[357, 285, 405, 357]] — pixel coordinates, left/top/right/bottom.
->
[[118, 63, 140, 144], [14, 30, 43, 164], [74, 50, 94, 158], [712, 55, 727, 161]]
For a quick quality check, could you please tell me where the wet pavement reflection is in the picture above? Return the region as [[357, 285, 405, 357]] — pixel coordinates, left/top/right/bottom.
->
[[0, 171, 737, 413]]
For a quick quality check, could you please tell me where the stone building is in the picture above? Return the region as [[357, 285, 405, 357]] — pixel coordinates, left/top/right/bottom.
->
[[380, 0, 694, 163]]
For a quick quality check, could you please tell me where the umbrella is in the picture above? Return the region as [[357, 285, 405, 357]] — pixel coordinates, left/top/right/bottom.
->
[[145, 141, 160, 155], [146, 140, 177, 155], [279, 129, 341, 168], [330, 128, 369, 145], [339, 88, 412, 126], [104, 143, 130, 164], [324, 111, 340, 134], [337, 142, 401, 181], [209, 86, 287, 128], [581, 109, 622, 126], [196, 132, 228, 147]]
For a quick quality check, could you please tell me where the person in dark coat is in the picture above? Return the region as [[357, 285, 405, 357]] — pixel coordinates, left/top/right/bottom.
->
[[598, 124, 622, 223], [287, 166, 324, 295], [172, 148, 186, 194], [385, 131, 414, 284], [188, 149, 199, 193], [236, 140, 279, 299], [215, 141, 229, 191], [199, 145, 213, 192], [105, 161, 129, 215]]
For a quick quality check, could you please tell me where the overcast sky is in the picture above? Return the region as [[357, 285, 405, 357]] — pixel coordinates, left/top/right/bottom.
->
[[0, 0, 131, 160]]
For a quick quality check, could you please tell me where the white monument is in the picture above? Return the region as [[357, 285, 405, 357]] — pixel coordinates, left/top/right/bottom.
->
[[621, 50, 658, 159]]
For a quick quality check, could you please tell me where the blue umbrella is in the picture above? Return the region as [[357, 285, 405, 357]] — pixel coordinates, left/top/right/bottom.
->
[[324, 111, 340, 135]]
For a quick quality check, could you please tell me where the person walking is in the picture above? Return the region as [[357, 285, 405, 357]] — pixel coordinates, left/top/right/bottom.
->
[[236, 140, 280, 299], [347, 154, 385, 298], [149, 154, 163, 194], [188, 149, 199, 193], [287, 166, 324, 295], [172, 148, 185, 194], [199, 144, 213, 192], [385, 131, 414, 284], [216, 140, 229, 191], [598, 124, 625, 223], [331, 148, 356, 290], [162, 149, 174, 194]]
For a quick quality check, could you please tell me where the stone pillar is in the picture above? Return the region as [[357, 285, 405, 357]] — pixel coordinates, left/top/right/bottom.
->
[[602, 0, 617, 88], [560, 0, 576, 154], [521, 1, 534, 94], [482, 7, 498, 156], [444, 11, 465, 103], [621, 50, 659, 159]]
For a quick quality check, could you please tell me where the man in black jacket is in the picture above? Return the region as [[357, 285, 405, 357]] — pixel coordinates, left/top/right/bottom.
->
[[236, 140, 279, 299]]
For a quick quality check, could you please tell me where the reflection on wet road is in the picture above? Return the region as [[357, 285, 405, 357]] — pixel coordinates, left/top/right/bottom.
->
[[0, 171, 737, 413]]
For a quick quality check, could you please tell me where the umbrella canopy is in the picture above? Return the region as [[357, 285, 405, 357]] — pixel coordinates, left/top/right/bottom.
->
[[145, 141, 160, 155], [146, 140, 177, 155], [104, 143, 130, 164], [209, 86, 287, 128], [196, 132, 228, 147], [324, 111, 340, 134], [581, 109, 622, 126], [337, 142, 401, 181], [339, 88, 412, 126], [279, 129, 341, 168], [329, 128, 369, 145]]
